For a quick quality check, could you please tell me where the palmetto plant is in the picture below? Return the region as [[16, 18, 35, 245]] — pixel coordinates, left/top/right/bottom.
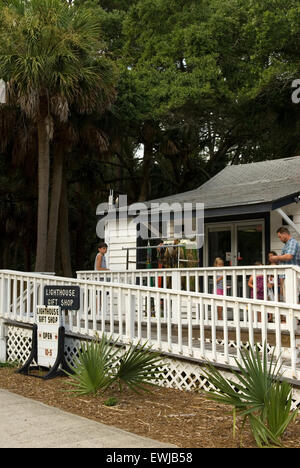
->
[[113, 340, 164, 393], [64, 336, 120, 396], [202, 344, 298, 447], [65, 334, 164, 396]]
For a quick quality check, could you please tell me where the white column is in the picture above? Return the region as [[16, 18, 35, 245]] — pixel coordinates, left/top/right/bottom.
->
[[125, 292, 136, 341], [285, 268, 297, 304], [172, 271, 181, 291], [0, 319, 6, 362]]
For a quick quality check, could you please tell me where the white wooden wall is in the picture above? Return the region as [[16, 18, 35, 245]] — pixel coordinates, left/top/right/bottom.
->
[[105, 218, 137, 270]]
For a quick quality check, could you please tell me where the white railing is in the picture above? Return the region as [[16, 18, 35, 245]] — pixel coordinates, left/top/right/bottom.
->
[[1, 269, 300, 381], [296, 266, 300, 302], [77, 265, 300, 305]]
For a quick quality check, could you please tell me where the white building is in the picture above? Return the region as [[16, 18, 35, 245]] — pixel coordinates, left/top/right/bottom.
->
[[99, 156, 300, 271]]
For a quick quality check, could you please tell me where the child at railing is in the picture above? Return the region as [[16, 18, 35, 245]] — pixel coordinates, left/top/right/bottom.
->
[[94, 242, 109, 271], [248, 261, 264, 300], [248, 261, 265, 322], [267, 252, 278, 301], [214, 257, 224, 320], [267, 251, 286, 309]]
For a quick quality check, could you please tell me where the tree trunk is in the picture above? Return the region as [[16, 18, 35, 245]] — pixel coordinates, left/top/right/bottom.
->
[[138, 121, 156, 202], [46, 146, 64, 273], [25, 243, 32, 272], [59, 178, 72, 277], [2, 244, 10, 268], [138, 141, 153, 202], [35, 115, 50, 272]]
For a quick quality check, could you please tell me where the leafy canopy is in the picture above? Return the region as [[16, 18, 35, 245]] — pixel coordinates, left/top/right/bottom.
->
[[0, 0, 117, 119]]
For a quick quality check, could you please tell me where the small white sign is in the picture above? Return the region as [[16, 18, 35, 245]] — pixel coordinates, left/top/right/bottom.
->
[[0, 79, 6, 104], [226, 251, 231, 261], [36, 306, 61, 368]]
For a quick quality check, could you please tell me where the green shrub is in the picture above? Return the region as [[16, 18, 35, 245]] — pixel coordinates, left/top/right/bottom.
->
[[103, 397, 118, 406], [0, 361, 19, 368], [202, 343, 298, 447], [65, 334, 163, 396], [114, 340, 164, 393], [64, 338, 118, 395]]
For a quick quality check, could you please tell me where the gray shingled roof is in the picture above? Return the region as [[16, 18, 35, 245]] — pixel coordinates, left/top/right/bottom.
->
[[145, 156, 300, 212]]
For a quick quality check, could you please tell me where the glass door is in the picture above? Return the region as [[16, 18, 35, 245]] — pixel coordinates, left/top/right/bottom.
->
[[236, 223, 264, 266], [206, 226, 233, 266], [206, 220, 265, 267]]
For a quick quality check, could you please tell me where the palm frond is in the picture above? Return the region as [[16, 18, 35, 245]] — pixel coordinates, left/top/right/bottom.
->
[[64, 335, 119, 395], [114, 341, 164, 393], [0, 0, 117, 119], [65, 335, 164, 396], [202, 343, 298, 447]]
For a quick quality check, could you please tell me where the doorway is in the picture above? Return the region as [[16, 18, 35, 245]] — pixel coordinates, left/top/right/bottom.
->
[[236, 224, 264, 266], [207, 226, 233, 266], [205, 220, 265, 267]]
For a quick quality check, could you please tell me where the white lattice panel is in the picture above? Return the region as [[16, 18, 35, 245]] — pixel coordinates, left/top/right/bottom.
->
[[5, 326, 300, 410], [6, 326, 33, 364], [64, 337, 82, 365], [159, 358, 216, 392]]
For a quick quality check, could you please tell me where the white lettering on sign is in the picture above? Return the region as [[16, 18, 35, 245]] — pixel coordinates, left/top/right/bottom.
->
[[37, 306, 61, 368], [47, 299, 58, 306], [44, 288, 76, 297], [61, 299, 74, 307]]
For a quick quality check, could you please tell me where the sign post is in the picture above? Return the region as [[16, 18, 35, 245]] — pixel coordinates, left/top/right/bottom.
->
[[17, 304, 73, 379], [18, 285, 81, 379]]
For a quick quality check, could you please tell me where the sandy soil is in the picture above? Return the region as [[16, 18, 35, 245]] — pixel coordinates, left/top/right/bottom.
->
[[1, 367, 300, 448]]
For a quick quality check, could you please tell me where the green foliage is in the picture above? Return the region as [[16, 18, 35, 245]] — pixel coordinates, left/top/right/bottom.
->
[[0, 360, 19, 368], [2, 0, 300, 271], [64, 338, 119, 395], [202, 344, 298, 447], [0, 0, 117, 117], [264, 380, 297, 441], [114, 340, 164, 393], [103, 396, 118, 406], [65, 334, 164, 396]]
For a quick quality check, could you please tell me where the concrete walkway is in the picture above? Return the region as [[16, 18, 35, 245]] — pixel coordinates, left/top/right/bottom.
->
[[0, 389, 175, 448]]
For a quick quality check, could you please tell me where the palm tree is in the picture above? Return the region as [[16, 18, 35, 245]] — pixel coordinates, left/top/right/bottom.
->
[[0, 0, 117, 272], [46, 122, 76, 273], [0, 100, 38, 270], [46, 108, 113, 274]]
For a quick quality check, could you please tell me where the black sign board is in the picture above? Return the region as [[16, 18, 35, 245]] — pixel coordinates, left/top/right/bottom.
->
[[44, 285, 80, 310]]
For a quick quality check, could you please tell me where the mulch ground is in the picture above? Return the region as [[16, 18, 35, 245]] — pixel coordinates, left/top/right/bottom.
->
[[1, 366, 300, 448]]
